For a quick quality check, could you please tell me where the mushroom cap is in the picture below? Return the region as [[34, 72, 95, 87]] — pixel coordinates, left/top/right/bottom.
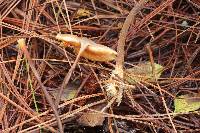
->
[[56, 34, 117, 61], [56, 34, 80, 47], [74, 37, 117, 61]]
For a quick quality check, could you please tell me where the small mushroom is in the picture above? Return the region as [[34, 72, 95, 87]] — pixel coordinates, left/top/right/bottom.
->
[[56, 34, 117, 62]]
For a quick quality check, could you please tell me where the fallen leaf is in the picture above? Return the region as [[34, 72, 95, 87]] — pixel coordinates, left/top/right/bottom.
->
[[76, 8, 91, 18], [124, 62, 164, 84], [77, 112, 105, 127], [77, 104, 105, 127], [50, 83, 78, 101], [174, 94, 200, 113]]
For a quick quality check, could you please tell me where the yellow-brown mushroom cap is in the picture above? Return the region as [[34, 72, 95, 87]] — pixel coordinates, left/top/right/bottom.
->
[[75, 37, 117, 61], [56, 34, 80, 47], [56, 34, 117, 62]]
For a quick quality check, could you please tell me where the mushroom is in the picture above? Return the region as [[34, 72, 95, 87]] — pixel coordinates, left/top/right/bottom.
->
[[56, 34, 117, 62]]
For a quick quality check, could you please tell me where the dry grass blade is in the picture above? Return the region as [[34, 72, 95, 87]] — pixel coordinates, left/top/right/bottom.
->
[[0, 91, 56, 132], [17, 39, 63, 133], [3, 93, 103, 132]]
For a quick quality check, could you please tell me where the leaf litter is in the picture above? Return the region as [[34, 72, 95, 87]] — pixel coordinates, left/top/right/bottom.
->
[[1, 0, 200, 132]]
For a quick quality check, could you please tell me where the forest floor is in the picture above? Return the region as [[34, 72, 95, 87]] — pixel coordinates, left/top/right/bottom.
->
[[0, 0, 200, 132]]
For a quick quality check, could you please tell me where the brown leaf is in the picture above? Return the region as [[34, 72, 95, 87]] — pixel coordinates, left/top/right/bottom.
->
[[77, 111, 105, 127], [77, 104, 105, 127]]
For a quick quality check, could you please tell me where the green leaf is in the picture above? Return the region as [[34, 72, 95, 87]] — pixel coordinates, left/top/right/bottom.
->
[[50, 84, 78, 101], [124, 62, 164, 84], [174, 94, 200, 113]]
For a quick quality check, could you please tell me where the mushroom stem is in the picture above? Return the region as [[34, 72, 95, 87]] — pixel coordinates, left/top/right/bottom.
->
[[55, 43, 89, 108]]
